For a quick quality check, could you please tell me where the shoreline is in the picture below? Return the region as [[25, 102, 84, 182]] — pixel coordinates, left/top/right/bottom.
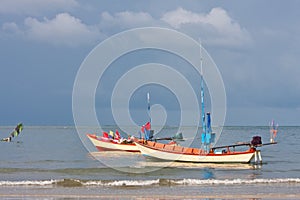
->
[[1, 194, 299, 199]]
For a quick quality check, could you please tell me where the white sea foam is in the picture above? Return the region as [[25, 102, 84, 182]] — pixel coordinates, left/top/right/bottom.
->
[[0, 178, 299, 187], [0, 180, 58, 186], [84, 179, 160, 186], [172, 178, 300, 185]]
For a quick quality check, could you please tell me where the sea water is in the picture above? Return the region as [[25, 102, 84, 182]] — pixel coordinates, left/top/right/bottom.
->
[[0, 126, 299, 199]]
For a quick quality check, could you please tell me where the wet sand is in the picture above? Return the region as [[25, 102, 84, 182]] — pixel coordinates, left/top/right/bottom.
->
[[0, 184, 299, 199]]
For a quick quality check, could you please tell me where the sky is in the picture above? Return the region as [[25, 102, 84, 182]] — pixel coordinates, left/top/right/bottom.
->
[[1, 0, 300, 126]]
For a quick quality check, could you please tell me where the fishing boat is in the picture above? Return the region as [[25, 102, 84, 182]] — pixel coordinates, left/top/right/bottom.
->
[[134, 135, 275, 163], [87, 91, 184, 152], [134, 44, 277, 163], [86, 122, 152, 152], [87, 128, 183, 153], [86, 133, 140, 152], [134, 113, 273, 163], [87, 93, 185, 154]]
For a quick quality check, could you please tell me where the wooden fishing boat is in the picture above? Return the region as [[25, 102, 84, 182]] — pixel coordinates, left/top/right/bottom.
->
[[87, 133, 140, 152], [87, 92, 184, 153], [87, 125, 183, 152], [134, 140, 268, 163], [86, 121, 152, 152], [87, 133, 182, 153], [134, 43, 277, 163]]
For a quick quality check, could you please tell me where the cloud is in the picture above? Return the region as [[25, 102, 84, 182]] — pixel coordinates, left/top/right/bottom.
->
[[1, 11, 155, 46], [100, 11, 157, 32], [1, 7, 251, 47], [2, 22, 21, 34], [161, 7, 251, 46], [161, 7, 201, 29], [21, 13, 102, 46], [0, 0, 78, 15], [98, 8, 251, 47]]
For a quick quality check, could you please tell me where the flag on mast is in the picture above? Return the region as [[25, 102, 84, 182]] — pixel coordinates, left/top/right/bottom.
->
[[270, 120, 278, 143], [1, 123, 23, 142]]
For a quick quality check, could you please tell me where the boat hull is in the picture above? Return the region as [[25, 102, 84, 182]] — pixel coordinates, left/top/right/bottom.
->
[[87, 134, 140, 152], [134, 141, 256, 163]]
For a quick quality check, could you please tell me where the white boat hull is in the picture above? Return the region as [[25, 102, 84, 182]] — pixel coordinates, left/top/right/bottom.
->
[[87, 134, 139, 152], [134, 141, 256, 163]]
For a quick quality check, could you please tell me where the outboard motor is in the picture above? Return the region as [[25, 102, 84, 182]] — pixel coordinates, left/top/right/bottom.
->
[[251, 136, 262, 146]]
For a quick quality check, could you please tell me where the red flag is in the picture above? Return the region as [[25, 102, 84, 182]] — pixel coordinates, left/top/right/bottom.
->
[[102, 132, 109, 138], [141, 122, 151, 133], [141, 126, 144, 133], [145, 122, 151, 130], [115, 130, 121, 140]]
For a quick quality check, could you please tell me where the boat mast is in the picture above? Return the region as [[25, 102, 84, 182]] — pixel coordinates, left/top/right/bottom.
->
[[147, 92, 151, 124], [200, 42, 207, 151]]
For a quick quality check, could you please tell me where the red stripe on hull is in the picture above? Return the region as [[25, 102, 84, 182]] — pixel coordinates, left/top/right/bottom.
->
[[95, 146, 140, 152]]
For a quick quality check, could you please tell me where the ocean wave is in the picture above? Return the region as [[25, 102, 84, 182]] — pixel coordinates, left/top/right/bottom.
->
[[0, 178, 299, 187], [0, 180, 57, 186], [171, 178, 300, 185], [84, 179, 160, 186]]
